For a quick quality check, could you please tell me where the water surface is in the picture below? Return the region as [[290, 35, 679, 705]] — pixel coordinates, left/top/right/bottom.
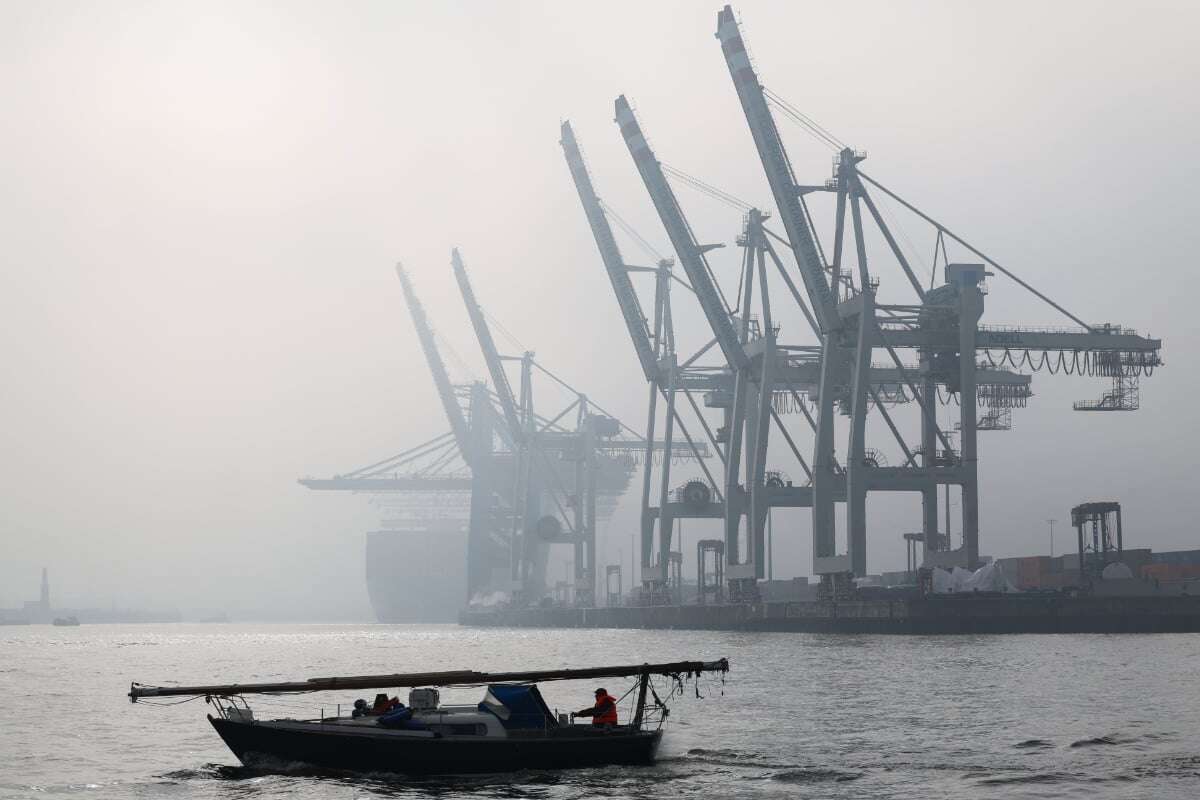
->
[[2, 624, 1198, 799]]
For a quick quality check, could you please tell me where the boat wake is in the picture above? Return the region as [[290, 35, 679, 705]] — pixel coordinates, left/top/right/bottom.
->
[[771, 768, 863, 783], [676, 747, 863, 782], [1014, 738, 1055, 749], [679, 747, 803, 770], [1070, 734, 1126, 748], [157, 763, 285, 781], [976, 771, 1076, 786]]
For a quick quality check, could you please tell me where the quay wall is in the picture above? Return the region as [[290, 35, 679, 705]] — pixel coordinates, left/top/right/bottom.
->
[[461, 595, 1200, 634]]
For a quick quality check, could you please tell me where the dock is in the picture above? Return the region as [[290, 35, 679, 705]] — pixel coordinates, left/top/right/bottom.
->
[[462, 594, 1200, 635]]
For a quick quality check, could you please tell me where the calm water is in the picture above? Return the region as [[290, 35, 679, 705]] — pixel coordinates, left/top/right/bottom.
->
[[2, 624, 1200, 799]]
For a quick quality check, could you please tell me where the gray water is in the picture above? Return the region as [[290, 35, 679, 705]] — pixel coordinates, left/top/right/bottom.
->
[[3, 624, 1199, 799]]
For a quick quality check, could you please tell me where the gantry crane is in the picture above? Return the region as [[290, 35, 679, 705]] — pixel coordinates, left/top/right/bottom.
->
[[562, 120, 729, 602], [306, 257, 696, 607], [714, 4, 1162, 581], [556, 5, 1162, 602], [578, 94, 1029, 599], [609, 94, 1022, 594], [302, 264, 516, 600], [566, 109, 1030, 598], [451, 247, 637, 605]]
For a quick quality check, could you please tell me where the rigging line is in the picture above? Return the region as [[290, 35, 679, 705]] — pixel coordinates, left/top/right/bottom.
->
[[134, 694, 207, 707], [765, 88, 847, 151], [857, 171, 1094, 331], [419, 444, 463, 477], [361, 437, 459, 478], [598, 199, 665, 262], [434, 331, 479, 383], [768, 100, 840, 151], [405, 438, 460, 476], [661, 163, 753, 211], [529, 359, 583, 401], [765, 95, 840, 150], [341, 431, 456, 478], [929, 229, 948, 290], [481, 308, 527, 354], [870, 181, 932, 283], [654, 167, 737, 313], [763, 90, 845, 151]]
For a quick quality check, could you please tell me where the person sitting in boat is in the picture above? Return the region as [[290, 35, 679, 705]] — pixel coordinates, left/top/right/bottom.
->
[[372, 693, 401, 714], [575, 688, 619, 727]]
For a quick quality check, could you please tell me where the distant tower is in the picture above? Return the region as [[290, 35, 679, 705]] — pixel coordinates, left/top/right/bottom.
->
[[40, 567, 50, 611]]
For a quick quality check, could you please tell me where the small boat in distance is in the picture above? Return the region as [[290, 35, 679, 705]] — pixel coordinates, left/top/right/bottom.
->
[[52, 616, 80, 626], [129, 658, 728, 774]]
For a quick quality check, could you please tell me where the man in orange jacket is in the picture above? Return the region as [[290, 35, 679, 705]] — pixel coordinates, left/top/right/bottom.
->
[[576, 687, 619, 726]]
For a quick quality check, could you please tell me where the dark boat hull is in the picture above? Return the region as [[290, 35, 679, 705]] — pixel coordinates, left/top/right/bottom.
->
[[209, 717, 662, 774]]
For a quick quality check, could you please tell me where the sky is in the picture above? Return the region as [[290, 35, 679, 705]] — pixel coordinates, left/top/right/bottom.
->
[[2, 0, 1198, 619]]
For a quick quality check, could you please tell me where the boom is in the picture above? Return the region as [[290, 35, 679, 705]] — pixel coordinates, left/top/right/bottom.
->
[[614, 95, 748, 371], [560, 121, 660, 381], [395, 263, 473, 461], [451, 248, 523, 439], [129, 658, 730, 700], [715, 6, 839, 332]]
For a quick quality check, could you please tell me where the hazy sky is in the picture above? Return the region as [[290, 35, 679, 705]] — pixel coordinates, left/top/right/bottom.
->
[[3, 1, 1198, 618]]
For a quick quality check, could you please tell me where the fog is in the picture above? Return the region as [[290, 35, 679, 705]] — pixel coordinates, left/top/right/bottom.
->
[[2, 1, 1198, 620]]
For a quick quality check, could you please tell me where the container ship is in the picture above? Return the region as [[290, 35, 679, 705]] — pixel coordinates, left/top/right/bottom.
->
[[365, 523, 468, 624]]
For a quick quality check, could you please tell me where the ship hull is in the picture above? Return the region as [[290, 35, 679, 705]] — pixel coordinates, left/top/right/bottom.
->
[[210, 717, 662, 774], [365, 529, 467, 623]]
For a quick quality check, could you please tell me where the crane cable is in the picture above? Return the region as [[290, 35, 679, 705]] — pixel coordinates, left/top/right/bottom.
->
[[658, 163, 742, 314], [857, 171, 1095, 331], [869, 185, 934, 287], [434, 331, 479, 384], [481, 307, 527, 354], [763, 88, 846, 152], [661, 163, 753, 212], [598, 199, 666, 263]]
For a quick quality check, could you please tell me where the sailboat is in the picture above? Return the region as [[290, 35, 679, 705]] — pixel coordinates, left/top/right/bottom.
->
[[129, 658, 728, 774]]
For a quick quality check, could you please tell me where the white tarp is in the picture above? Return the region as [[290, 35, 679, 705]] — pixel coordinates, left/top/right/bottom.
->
[[931, 562, 1019, 594], [1102, 562, 1134, 580], [931, 567, 958, 593], [468, 590, 511, 608]]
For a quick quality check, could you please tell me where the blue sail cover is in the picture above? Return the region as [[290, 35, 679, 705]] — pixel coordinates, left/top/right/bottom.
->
[[479, 684, 556, 730]]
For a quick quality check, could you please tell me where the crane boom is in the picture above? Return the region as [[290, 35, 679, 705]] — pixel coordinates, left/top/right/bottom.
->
[[614, 95, 749, 371], [450, 248, 523, 439], [715, 6, 839, 332], [560, 121, 660, 382], [395, 263, 473, 461]]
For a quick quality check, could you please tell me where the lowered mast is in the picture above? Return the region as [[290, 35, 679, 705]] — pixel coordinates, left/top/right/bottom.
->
[[129, 659, 730, 700]]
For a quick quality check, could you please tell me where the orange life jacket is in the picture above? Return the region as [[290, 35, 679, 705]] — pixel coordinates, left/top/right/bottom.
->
[[592, 692, 618, 725]]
